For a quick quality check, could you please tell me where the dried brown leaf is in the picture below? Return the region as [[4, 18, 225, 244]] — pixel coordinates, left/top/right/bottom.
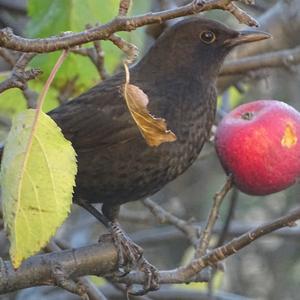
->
[[123, 64, 177, 147]]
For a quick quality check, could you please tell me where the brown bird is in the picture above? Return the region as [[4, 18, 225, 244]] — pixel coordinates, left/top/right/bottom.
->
[[49, 17, 270, 292]]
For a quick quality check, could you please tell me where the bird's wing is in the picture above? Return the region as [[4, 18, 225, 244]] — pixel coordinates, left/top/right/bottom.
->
[[49, 73, 141, 151]]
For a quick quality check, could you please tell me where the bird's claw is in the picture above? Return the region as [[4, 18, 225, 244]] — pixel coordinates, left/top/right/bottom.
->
[[111, 222, 143, 273], [107, 222, 159, 294], [136, 257, 160, 295], [126, 257, 159, 296]]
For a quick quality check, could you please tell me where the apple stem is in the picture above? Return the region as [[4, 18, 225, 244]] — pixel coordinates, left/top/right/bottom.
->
[[241, 111, 254, 120]]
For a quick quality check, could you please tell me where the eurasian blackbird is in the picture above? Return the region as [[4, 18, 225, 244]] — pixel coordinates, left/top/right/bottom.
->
[[49, 17, 270, 292]]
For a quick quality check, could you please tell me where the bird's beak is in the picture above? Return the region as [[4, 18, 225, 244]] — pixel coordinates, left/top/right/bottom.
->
[[225, 30, 272, 47]]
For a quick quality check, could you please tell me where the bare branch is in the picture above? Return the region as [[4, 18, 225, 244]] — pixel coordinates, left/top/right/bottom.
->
[[108, 34, 138, 64], [175, 207, 300, 281], [220, 46, 300, 76], [82, 24, 109, 80], [216, 187, 239, 247], [46, 241, 108, 300], [225, 2, 257, 27], [92, 40, 109, 80], [131, 219, 300, 248], [1, 207, 300, 294], [143, 198, 200, 246], [79, 278, 108, 300], [217, 0, 300, 92], [0, 53, 41, 107], [119, 0, 132, 17], [0, 68, 41, 93], [0, 47, 16, 65], [195, 175, 233, 258], [101, 285, 253, 300], [0, 0, 258, 53]]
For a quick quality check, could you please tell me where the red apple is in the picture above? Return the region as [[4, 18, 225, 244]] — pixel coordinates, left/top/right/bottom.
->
[[215, 100, 300, 195]]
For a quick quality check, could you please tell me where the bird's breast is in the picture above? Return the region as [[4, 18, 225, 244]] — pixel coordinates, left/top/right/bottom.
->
[[158, 90, 217, 181], [74, 80, 217, 205]]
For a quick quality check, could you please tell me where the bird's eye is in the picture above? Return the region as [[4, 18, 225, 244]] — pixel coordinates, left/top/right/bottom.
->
[[200, 31, 216, 44]]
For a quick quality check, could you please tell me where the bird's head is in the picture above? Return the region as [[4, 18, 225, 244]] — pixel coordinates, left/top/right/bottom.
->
[[137, 17, 271, 81]]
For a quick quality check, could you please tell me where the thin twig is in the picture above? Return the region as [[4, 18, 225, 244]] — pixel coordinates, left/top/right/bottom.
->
[[79, 278, 109, 300], [216, 187, 239, 247], [83, 24, 109, 80], [121, 206, 300, 285], [46, 242, 89, 300], [0, 68, 41, 93], [47, 240, 108, 300], [0, 53, 41, 93], [119, 207, 154, 224], [119, 0, 132, 17], [131, 220, 300, 247], [225, 2, 257, 26], [0, 53, 41, 107], [195, 175, 233, 258], [101, 285, 253, 300], [108, 34, 138, 64], [93, 40, 109, 80], [107, 279, 153, 300], [143, 198, 200, 246], [0, 47, 16, 66]]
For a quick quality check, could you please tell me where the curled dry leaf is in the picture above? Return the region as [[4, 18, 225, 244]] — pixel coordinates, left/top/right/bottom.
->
[[123, 63, 177, 147]]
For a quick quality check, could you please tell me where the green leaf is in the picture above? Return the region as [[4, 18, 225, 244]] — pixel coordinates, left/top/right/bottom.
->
[[0, 76, 59, 118], [26, 0, 120, 91], [0, 87, 27, 117], [26, 0, 150, 93], [0, 109, 77, 268]]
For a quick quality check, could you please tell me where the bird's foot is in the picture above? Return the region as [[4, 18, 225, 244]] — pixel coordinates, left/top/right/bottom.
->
[[128, 257, 159, 295], [111, 222, 142, 272], [109, 222, 159, 295]]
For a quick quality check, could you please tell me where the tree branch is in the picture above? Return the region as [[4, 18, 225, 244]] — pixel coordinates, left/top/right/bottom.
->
[[216, 187, 239, 247], [0, 52, 40, 107], [0, 68, 41, 93], [0, 47, 16, 65], [217, 0, 300, 92], [46, 241, 108, 300], [0, 0, 258, 53], [108, 34, 138, 63], [101, 285, 253, 300], [195, 175, 233, 258], [131, 219, 300, 248], [1, 207, 299, 294], [143, 198, 200, 247], [0, 242, 118, 294], [220, 46, 300, 76], [118, 0, 132, 17], [174, 207, 300, 281]]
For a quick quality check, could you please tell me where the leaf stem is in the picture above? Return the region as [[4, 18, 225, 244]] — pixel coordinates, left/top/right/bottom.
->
[[36, 50, 68, 112]]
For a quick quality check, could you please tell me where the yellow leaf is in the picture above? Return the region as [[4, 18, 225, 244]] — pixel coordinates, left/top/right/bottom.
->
[[0, 109, 77, 268], [123, 64, 177, 147]]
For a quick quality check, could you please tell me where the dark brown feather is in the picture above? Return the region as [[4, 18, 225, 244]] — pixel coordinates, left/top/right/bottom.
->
[[49, 17, 240, 206]]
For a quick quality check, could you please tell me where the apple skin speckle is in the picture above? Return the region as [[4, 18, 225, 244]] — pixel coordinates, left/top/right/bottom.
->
[[215, 100, 300, 195]]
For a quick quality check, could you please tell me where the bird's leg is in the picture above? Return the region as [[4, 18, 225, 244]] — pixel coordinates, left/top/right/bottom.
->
[[77, 199, 159, 294], [102, 203, 159, 295], [102, 204, 142, 271]]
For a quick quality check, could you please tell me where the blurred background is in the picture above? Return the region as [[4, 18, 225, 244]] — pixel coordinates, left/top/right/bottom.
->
[[0, 0, 300, 299]]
